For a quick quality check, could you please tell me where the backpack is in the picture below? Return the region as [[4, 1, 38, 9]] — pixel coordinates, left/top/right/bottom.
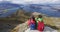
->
[[37, 21, 44, 31], [37, 18, 44, 31]]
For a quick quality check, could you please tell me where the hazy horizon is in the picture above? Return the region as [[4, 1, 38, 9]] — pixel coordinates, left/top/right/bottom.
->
[[0, 0, 60, 4]]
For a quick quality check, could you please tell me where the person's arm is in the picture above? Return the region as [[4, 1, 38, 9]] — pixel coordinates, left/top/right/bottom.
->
[[35, 18, 38, 23], [27, 19, 31, 26]]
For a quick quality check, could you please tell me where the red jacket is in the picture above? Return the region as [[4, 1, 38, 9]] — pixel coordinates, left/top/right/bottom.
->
[[27, 19, 35, 26], [37, 21, 44, 31]]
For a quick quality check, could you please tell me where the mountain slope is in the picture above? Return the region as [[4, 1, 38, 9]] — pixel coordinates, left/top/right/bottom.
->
[[23, 4, 60, 17], [0, 2, 20, 17]]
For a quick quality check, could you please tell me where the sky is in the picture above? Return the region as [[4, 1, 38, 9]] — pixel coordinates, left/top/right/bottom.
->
[[0, 0, 60, 4]]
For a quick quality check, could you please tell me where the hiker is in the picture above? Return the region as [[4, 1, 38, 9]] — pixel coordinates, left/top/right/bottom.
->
[[35, 15, 44, 31], [27, 16, 36, 30]]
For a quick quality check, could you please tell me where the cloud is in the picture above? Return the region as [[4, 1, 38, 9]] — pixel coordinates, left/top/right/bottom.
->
[[0, 0, 60, 4], [0, 0, 3, 1]]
